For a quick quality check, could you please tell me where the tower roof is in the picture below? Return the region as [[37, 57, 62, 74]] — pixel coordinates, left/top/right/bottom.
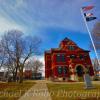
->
[[63, 37, 76, 43], [63, 37, 70, 41], [60, 37, 77, 47]]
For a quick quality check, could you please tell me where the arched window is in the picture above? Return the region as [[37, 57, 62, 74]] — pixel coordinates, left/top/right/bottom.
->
[[58, 66, 63, 74], [63, 66, 68, 74]]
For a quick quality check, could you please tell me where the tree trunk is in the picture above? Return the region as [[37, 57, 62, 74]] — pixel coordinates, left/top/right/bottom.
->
[[19, 74, 23, 83], [13, 73, 16, 82], [12, 67, 18, 82], [19, 65, 24, 83]]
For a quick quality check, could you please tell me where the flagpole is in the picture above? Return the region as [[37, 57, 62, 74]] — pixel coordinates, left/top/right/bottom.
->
[[80, 8, 100, 67]]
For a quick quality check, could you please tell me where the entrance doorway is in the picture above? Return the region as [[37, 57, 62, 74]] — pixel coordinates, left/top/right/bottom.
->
[[76, 65, 84, 77], [63, 77, 65, 81], [76, 65, 84, 81]]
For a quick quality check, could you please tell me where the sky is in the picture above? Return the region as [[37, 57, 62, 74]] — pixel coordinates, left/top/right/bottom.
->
[[0, 0, 100, 60]]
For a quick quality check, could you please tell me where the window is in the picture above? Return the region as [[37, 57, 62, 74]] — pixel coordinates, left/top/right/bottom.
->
[[58, 66, 69, 74], [68, 46, 75, 50], [58, 66, 62, 74], [70, 55, 76, 59], [63, 66, 68, 74], [62, 54, 66, 62], [79, 55, 84, 60], [56, 54, 66, 62], [56, 54, 61, 62]]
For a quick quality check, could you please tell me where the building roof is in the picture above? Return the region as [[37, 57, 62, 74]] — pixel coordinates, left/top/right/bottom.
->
[[45, 37, 90, 53], [45, 50, 51, 53], [61, 37, 77, 45]]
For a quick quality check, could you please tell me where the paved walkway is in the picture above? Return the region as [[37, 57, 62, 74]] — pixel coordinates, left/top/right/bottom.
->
[[19, 81, 52, 100]]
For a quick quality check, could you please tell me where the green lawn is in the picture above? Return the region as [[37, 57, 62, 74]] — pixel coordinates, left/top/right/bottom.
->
[[0, 81, 35, 100], [47, 82, 100, 100]]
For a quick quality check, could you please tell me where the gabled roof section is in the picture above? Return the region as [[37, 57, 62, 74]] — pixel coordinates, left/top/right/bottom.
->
[[45, 37, 90, 53], [77, 47, 90, 52], [63, 37, 77, 45], [59, 37, 77, 48], [59, 37, 90, 52]]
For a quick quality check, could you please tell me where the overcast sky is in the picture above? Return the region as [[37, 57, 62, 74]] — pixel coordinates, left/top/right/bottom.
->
[[0, 0, 100, 59]]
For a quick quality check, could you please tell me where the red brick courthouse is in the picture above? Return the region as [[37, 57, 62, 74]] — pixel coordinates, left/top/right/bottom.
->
[[45, 37, 94, 81]]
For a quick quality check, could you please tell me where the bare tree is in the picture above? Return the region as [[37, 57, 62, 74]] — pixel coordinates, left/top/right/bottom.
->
[[0, 30, 42, 83], [90, 22, 100, 57], [0, 42, 5, 68], [33, 59, 43, 73], [25, 59, 43, 79], [92, 58, 100, 71]]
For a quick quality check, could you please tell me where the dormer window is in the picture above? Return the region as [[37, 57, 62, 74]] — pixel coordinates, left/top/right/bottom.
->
[[68, 46, 75, 50]]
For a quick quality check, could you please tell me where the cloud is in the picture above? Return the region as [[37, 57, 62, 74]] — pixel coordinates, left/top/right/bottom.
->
[[1, 0, 99, 36], [0, 0, 88, 35], [0, 16, 26, 35], [15, 0, 25, 8]]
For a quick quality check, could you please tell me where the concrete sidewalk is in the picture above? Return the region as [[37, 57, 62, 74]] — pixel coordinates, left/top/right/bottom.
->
[[18, 81, 52, 100]]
